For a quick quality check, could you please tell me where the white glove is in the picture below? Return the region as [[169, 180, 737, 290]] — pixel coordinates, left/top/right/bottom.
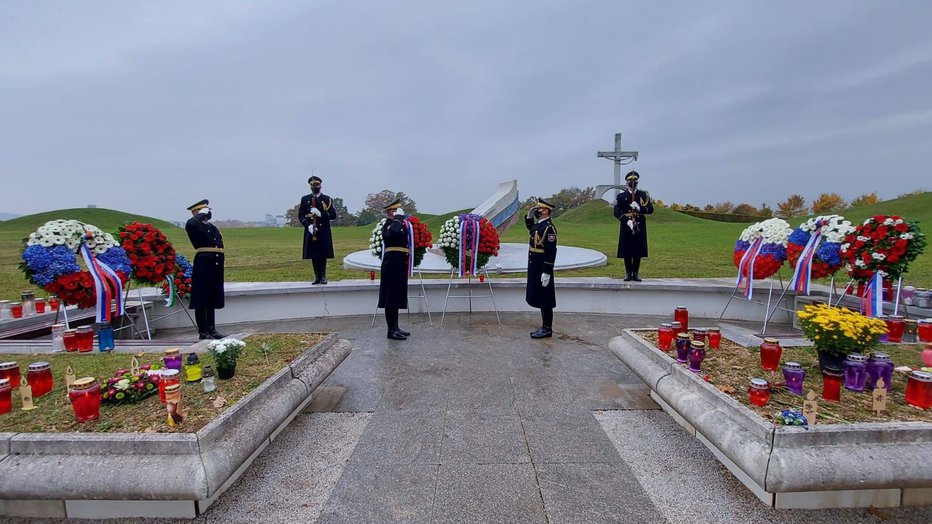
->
[[394, 207, 405, 218], [627, 219, 635, 232], [310, 208, 321, 217], [630, 202, 640, 212], [541, 273, 551, 287], [307, 224, 316, 235]]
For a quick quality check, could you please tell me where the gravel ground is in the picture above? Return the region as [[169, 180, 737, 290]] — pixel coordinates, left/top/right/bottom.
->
[[595, 410, 932, 524]]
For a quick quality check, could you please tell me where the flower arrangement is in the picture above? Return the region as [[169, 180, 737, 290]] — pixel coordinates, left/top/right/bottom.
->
[[733, 218, 792, 279], [117, 222, 177, 285], [787, 215, 854, 279], [436, 213, 501, 272], [100, 364, 158, 404], [795, 303, 887, 357], [773, 409, 808, 427], [19, 220, 131, 309], [160, 254, 193, 299], [840, 215, 927, 283], [208, 337, 246, 369], [368, 215, 433, 267]]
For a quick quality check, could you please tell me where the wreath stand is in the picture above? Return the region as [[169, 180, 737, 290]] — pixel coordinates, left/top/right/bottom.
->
[[440, 267, 500, 327], [371, 267, 433, 327], [117, 280, 197, 340], [833, 276, 908, 316], [719, 269, 794, 335]]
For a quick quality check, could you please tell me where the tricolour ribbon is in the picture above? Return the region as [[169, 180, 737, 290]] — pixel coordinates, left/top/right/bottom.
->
[[404, 219, 415, 277], [789, 226, 823, 296], [860, 272, 884, 318], [457, 217, 480, 277], [735, 236, 765, 300], [164, 275, 177, 307], [79, 240, 124, 322]]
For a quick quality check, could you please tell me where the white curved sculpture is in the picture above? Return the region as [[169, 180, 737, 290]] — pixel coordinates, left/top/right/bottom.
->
[[471, 179, 520, 233]]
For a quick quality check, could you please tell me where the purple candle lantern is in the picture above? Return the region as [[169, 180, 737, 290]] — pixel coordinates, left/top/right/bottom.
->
[[843, 353, 868, 392], [675, 333, 690, 364], [866, 352, 894, 391], [782, 361, 805, 396], [687, 341, 706, 373]]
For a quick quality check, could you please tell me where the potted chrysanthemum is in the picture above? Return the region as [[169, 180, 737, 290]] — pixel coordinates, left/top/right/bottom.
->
[[796, 303, 887, 371], [207, 337, 246, 379]]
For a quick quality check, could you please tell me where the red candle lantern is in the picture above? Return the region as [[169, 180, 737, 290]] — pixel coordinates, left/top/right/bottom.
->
[[671, 321, 684, 337], [905, 371, 932, 409], [48, 295, 61, 311], [68, 377, 101, 422], [34, 299, 46, 314], [707, 328, 721, 350], [759, 337, 783, 372], [10, 302, 23, 319], [674, 306, 689, 332], [748, 378, 770, 406], [692, 328, 708, 344], [26, 362, 53, 398], [369, 271, 375, 281], [158, 369, 181, 404], [917, 320, 932, 343], [0, 362, 21, 390], [885, 316, 906, 343], [76, 326, 94, 352], [63, 329, 79, 352], [0, 378, 11, 415], [822, 367, 843, 402], [657, 323, 674, 351], [479, 274, 485, 283]]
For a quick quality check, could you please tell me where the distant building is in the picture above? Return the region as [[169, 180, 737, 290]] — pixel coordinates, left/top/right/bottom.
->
[[262, 214, 286, 227], [87, 204, 97, 209]]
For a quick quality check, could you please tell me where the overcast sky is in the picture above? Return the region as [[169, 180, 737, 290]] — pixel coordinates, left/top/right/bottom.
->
[[1, 1, 930, 222]]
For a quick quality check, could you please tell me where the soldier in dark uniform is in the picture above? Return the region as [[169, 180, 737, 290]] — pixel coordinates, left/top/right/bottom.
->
[[185, 199, 226, 339], [298, 176, 337, 284], [377, 199, 411, 340], [614, 171, 654, 282], [526, 198, 558, 339]]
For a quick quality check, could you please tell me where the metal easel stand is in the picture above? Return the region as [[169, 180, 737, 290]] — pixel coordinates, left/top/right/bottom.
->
[[719, 270, 794, 335], [116, 280, 151, 340], [370, 267, 433, 327], [832, 276, 906, 317], [440, 267, 500, 327]]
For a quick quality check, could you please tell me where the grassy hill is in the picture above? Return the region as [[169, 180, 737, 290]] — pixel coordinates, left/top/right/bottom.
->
[[1, 195, 930, 301]]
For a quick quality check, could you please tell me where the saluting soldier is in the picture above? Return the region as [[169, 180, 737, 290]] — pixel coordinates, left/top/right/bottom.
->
[[299, 176, 337, 284], [377, 199, 411, 340], [613, 171, 654, 281], [185, 199, 226, 339], [526, 198, 558, 339]]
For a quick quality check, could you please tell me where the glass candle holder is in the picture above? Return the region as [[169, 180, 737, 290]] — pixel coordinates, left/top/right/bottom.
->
[[748, 378, 770, 406], [0, 300, 10, 320], [904, 319, 919, 344], [692, 328, 708, 345], [63, 329, 79, 352], [885, 316, 906, 343], [20, 291, 35, 317], [158, 369, 180, 404], [69, 377, 101, 422], [905, 370, 932, 409], [10, 302, 23, 319], [76, 326, 94, 352], [782, 362, 806, 396], [202, 365, 216, 393], [0, 378, 11, 415], [674, 306, 689, 332], [51, 324, 66, 353], [670, 321, 684, 337], [27, 361, 53, 398], [96, 322, 114, 352], [48, 295, 61, 312], [867, 352, 894, 391], [675, 333, 690, 364], [876, 315, 889, 343], [687, 341, 706, 373], [843, 353, 868, 392], [657, 323, 674, 351], [369, 271, 375, 281], [0, 362, 21, 390], [759, 337, 782, 372], [918, 320, 932, 343], [822, 367, 843, 402], [184, 353, 203, 383], [163, 348, 183, 371], [707, 328, 721, 350], [34, 299, 46, 314]]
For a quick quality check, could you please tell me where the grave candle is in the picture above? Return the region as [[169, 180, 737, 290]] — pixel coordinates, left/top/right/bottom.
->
[[759, 337, 782, 372], [885, 316, 905, 343], [10, 302, 23, 319], [674, 306, 689, 331], [748, 378, 770, 406], [163, 348, 183, 371], [707, 328, 722, 349], [26, 362, 53, 398], [905, 371, 931, 409], [782, 362, 805, 396], [68, 377, 101, 422], [675, 333, 690, 364], [917, 320, 932, 343], [202, 365, 216, 393], [657, 323, 674, 351], [0, 362, 21, 389], [866, 352, 894, 391], [0, 378, 11, 415], [63, 329, 79, 352], [48, 295, 61, 312], [822, 367, 843, 402], [670, 321, 684, 337], [75, 326, 94, 352], [687, 341, 706, 373], [843, 353, 868, 392], [158, 369, 180, 404]]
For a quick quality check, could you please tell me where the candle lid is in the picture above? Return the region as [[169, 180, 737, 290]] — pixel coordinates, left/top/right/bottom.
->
[[0, 378, 9, 387], [203, 365, 215, 377], [750, 378, 769, 390], [52, 323, 65, 329], [28, 362, 50, 371], [72, 377, 96, 390], [904, 319, 918, 325], [164, 348, 180, 356], [0, 361, 18, 370], [708, 327, 720, 332], [910, 371, 932, 382], [21, 290, 34, 297], [783, 361, 803, 371], [675, 306, 687, 310], [64, 328, 77, 334], [161, 369, 180, 378], [676, 333, 690, 339], [823, 366, 844, 376], [846, 353, 867, 363], [693, 328, 708, 333], [690, 341, 706, 349], [671, 321, 682, 327], [763, 337, 779, 344], [660, 323, 672, 328], [889, 315, 905, 320], [10, 302, 21, 306], [164, 383, 181, 393], [869, 352, 892, 362], [186, 353, 200, 364]]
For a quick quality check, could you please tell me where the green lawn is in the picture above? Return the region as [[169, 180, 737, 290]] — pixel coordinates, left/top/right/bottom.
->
[[2, 194, 930, 301]]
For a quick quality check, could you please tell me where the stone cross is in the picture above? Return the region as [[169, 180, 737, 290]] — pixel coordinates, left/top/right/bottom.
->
[[596, 132, 639, 200]]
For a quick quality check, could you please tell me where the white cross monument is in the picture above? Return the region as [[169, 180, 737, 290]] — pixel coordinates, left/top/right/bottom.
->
[[596, 133, 639, 200]]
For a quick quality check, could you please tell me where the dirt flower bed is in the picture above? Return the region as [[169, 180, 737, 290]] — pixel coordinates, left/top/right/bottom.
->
[[0, 333, 324, 433], [635, 330, 931, 425]]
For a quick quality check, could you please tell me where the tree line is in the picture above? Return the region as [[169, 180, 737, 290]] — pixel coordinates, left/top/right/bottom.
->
[[284, 190, 418, 227]]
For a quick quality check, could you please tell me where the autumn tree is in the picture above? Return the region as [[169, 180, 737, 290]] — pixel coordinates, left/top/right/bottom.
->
[[733, 203, 758, 216], [329, 197, 358, 226], [776, 194, 808, 218], [811, 193, 846, 214], [712, 202, 735, 214], [284, 204, 300, 227], [849, 192, 879, 208], [757, 203, 774, 217], [364, 190, 418, 216]]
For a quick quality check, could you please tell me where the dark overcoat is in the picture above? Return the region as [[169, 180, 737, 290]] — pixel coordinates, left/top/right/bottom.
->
[[185, 217, 225, 309], [298, 192, 337, 259], [614, 189, 654, 258], [378, 217, 409, 310], [525, 216, 557, 309]]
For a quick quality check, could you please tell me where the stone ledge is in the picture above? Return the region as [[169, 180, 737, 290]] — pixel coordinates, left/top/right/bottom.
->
[[610, 329, 932, 509]]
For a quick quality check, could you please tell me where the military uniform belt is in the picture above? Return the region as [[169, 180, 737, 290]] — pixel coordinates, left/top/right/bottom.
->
[[528, 247, 545, 254], [385, 247, 410, 254], [196, 247, 225, 254], [623, 212, 638, 218]]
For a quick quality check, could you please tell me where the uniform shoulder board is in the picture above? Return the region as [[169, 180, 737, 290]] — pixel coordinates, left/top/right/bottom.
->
[[546, 223, 558, 235], [640, 191, 651, 204]]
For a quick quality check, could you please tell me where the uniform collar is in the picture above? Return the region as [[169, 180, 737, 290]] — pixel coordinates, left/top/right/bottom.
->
[[538, 217, 551, 225]]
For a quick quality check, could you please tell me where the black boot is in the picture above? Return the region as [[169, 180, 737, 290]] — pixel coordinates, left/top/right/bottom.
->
[[195, 309, 210, 339], [623, 257, 633, 281], [530, 327, 552, 339], [319, 262, 328, 284], [632, 258, 642, 281], [311, 259, 321, 285], [386, 309, 406, 340], [206, 309, 226, 339]]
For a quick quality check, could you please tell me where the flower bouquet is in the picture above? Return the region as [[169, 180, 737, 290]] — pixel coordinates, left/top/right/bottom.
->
[[796, 303, 886, 368], [20, 220, 131, 309], [100, 364, 158, 404], [733, 218, 792, 280], [208, 337, 246, 379], [437, 213, 501, 274], [368, 215, 433, 268], [840, 215, 927, 283], [117, 222, 177, 285], [160, 254, 193, 300], [787, 215, 854, 280]]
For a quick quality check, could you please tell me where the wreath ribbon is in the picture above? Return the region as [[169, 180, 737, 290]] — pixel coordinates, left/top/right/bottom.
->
[[457, 217, 480, 277], [789, 227, 823, 295], [404, 218, 415, 276], [735, 237, 764, 299], [79, 240, 124, 322]]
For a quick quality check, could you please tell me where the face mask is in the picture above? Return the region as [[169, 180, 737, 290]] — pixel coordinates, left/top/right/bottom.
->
[[628, 182, 638, 190], [534, 209, 542, 219], [204, 211, 212, 221], [311, 186, 321, 194]]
